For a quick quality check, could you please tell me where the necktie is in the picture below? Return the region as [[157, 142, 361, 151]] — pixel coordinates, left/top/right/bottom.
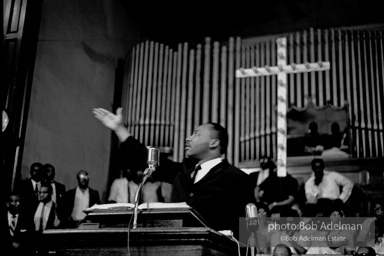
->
[[191, 165, 201, 183], [9, 215, 16, 236], [39, 204, 45, 231], [34, 183, 38, 195]]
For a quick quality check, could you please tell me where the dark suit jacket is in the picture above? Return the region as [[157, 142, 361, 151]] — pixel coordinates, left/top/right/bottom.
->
[[120, 136, 254, 236], [32, 201, 60, 231], [52, 181, 66, 221], [17, 179, 39, 217], [63, 187, 100, 227], [7, 210, 35, 255]]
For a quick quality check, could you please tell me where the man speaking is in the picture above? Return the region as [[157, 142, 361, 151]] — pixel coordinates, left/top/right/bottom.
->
[[93, 107, 254, 237]]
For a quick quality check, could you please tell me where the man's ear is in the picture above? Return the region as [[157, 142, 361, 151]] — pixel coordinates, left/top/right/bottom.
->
[[209, 139, 220, 149]]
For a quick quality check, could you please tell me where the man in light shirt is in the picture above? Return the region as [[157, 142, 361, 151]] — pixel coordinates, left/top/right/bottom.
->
[[34, 181, 61, 232], [63, 170, 100, 228], [304, 158, 353, 216], [42, 163, 66, 222]]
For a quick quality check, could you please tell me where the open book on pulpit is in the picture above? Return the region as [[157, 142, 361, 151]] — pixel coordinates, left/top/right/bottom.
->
[[81, 202, 210, 229], [84, 202, 190, 212]]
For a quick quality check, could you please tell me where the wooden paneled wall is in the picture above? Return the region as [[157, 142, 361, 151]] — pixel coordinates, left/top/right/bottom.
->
[[121, 28, 384, 165]]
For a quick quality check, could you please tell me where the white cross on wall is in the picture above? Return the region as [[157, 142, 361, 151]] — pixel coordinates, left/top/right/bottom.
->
[[236, 37, 330, 177]]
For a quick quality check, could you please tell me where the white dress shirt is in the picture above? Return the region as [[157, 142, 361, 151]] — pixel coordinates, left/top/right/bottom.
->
[[71, 187, 89, 221], [34, 201, 53, 231], [108, 177, 129, 203], [305, 170, 354, 203], [194, 158, 222, 183]]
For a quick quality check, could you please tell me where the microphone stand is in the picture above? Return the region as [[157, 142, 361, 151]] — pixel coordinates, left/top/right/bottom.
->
[[246, 217, 259, 256], [132, 166, 155, 229]]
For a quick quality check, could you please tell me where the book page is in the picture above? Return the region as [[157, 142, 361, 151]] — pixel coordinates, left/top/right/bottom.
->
[[138, 202, 190, 210], [86, 202, 190, 212], [86, 202, 135, 211]]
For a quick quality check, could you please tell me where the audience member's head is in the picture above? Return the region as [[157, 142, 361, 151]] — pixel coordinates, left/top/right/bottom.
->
[[38, 181, 53, 203], [354, 246, 376, 256], [43, 163, 56, 183], [311, 158, 325, 185], [30, 162, 43, 182], [308, 121, 319, 135], [373, 198, 384, 218], [6, 194, 21, 215], [76, 170, 89, 189], [329, 208, 345, 222], [273, 243, 292, 256], [331, 122, 341, 135], [260, 156, 277, 171]]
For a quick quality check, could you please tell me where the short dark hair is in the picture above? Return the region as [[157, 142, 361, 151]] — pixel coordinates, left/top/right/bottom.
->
[[77, 170, 89, 179], [30, 162, 43, 172], [206, 122, 228, 155], [44, 163, 55, 173], [311, 158, 325, 170], [39, 181, 53, 195], [356, 247, 377, 256], [273, 243, 292, 256]]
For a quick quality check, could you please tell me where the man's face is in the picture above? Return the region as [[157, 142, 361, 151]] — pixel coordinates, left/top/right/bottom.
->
[[260, 158, 269, 170], [7, 195, 20, 215], [356, 247, 370, 256], [46, 167, 55, 182], [374, 203, 383, 218], [78, 172, 89, 188], [312, 162, 324, 177], [330, 210, 343, 222], [273, 246, 290, 256], [185, 124, 215, 159], [31, 166, 42, 182], [38, 186, 50, 202]]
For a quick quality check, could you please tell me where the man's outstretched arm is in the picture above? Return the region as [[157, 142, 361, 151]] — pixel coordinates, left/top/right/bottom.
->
[[93, 107, 131, 142]]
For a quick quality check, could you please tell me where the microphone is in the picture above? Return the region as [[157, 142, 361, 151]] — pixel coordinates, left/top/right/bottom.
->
[[246, 203, 258, 256], [147, 147, 160, 169], [143, 147, 160, 176], [245, 203, 259, 232], [132, 146, 160, 229]]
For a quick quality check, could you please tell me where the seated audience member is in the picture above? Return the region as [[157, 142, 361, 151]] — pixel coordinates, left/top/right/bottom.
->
[[373, 215, 384, 246], [256, 156, 272, 186], [357, 198, 384, 247], [327, 206, 356, 254], [304, 121, 325, 155], [355, 246, 377, 256], [304, 158, 354, 216], [63, 170, 101, 228], [270, 209, 307, 255], [18, 162, 43, 217], [42, 163, 66, 222], [33, 181, 61, 232], [141, 172, 162, 203], [108, 167, 164, 204], [273, 243, 292, 256], [321, 123, 349, 158], [255, 157, 299, 217], [108, 168, 130, 203], [93, 107, 254, 238], [127, 169, 140, 203], [255, 202, 272, 254], [6, 193, 34, 256]]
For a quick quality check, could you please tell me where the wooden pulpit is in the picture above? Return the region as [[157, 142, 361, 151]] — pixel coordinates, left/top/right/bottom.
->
[[36, 204, 239, 256]]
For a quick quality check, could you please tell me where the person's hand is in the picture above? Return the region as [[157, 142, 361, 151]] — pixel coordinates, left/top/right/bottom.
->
[[93, 107, 123, 131]]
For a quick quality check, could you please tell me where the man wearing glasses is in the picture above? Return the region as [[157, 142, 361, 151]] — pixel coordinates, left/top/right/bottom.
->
[[357, 198, 384, 247]]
